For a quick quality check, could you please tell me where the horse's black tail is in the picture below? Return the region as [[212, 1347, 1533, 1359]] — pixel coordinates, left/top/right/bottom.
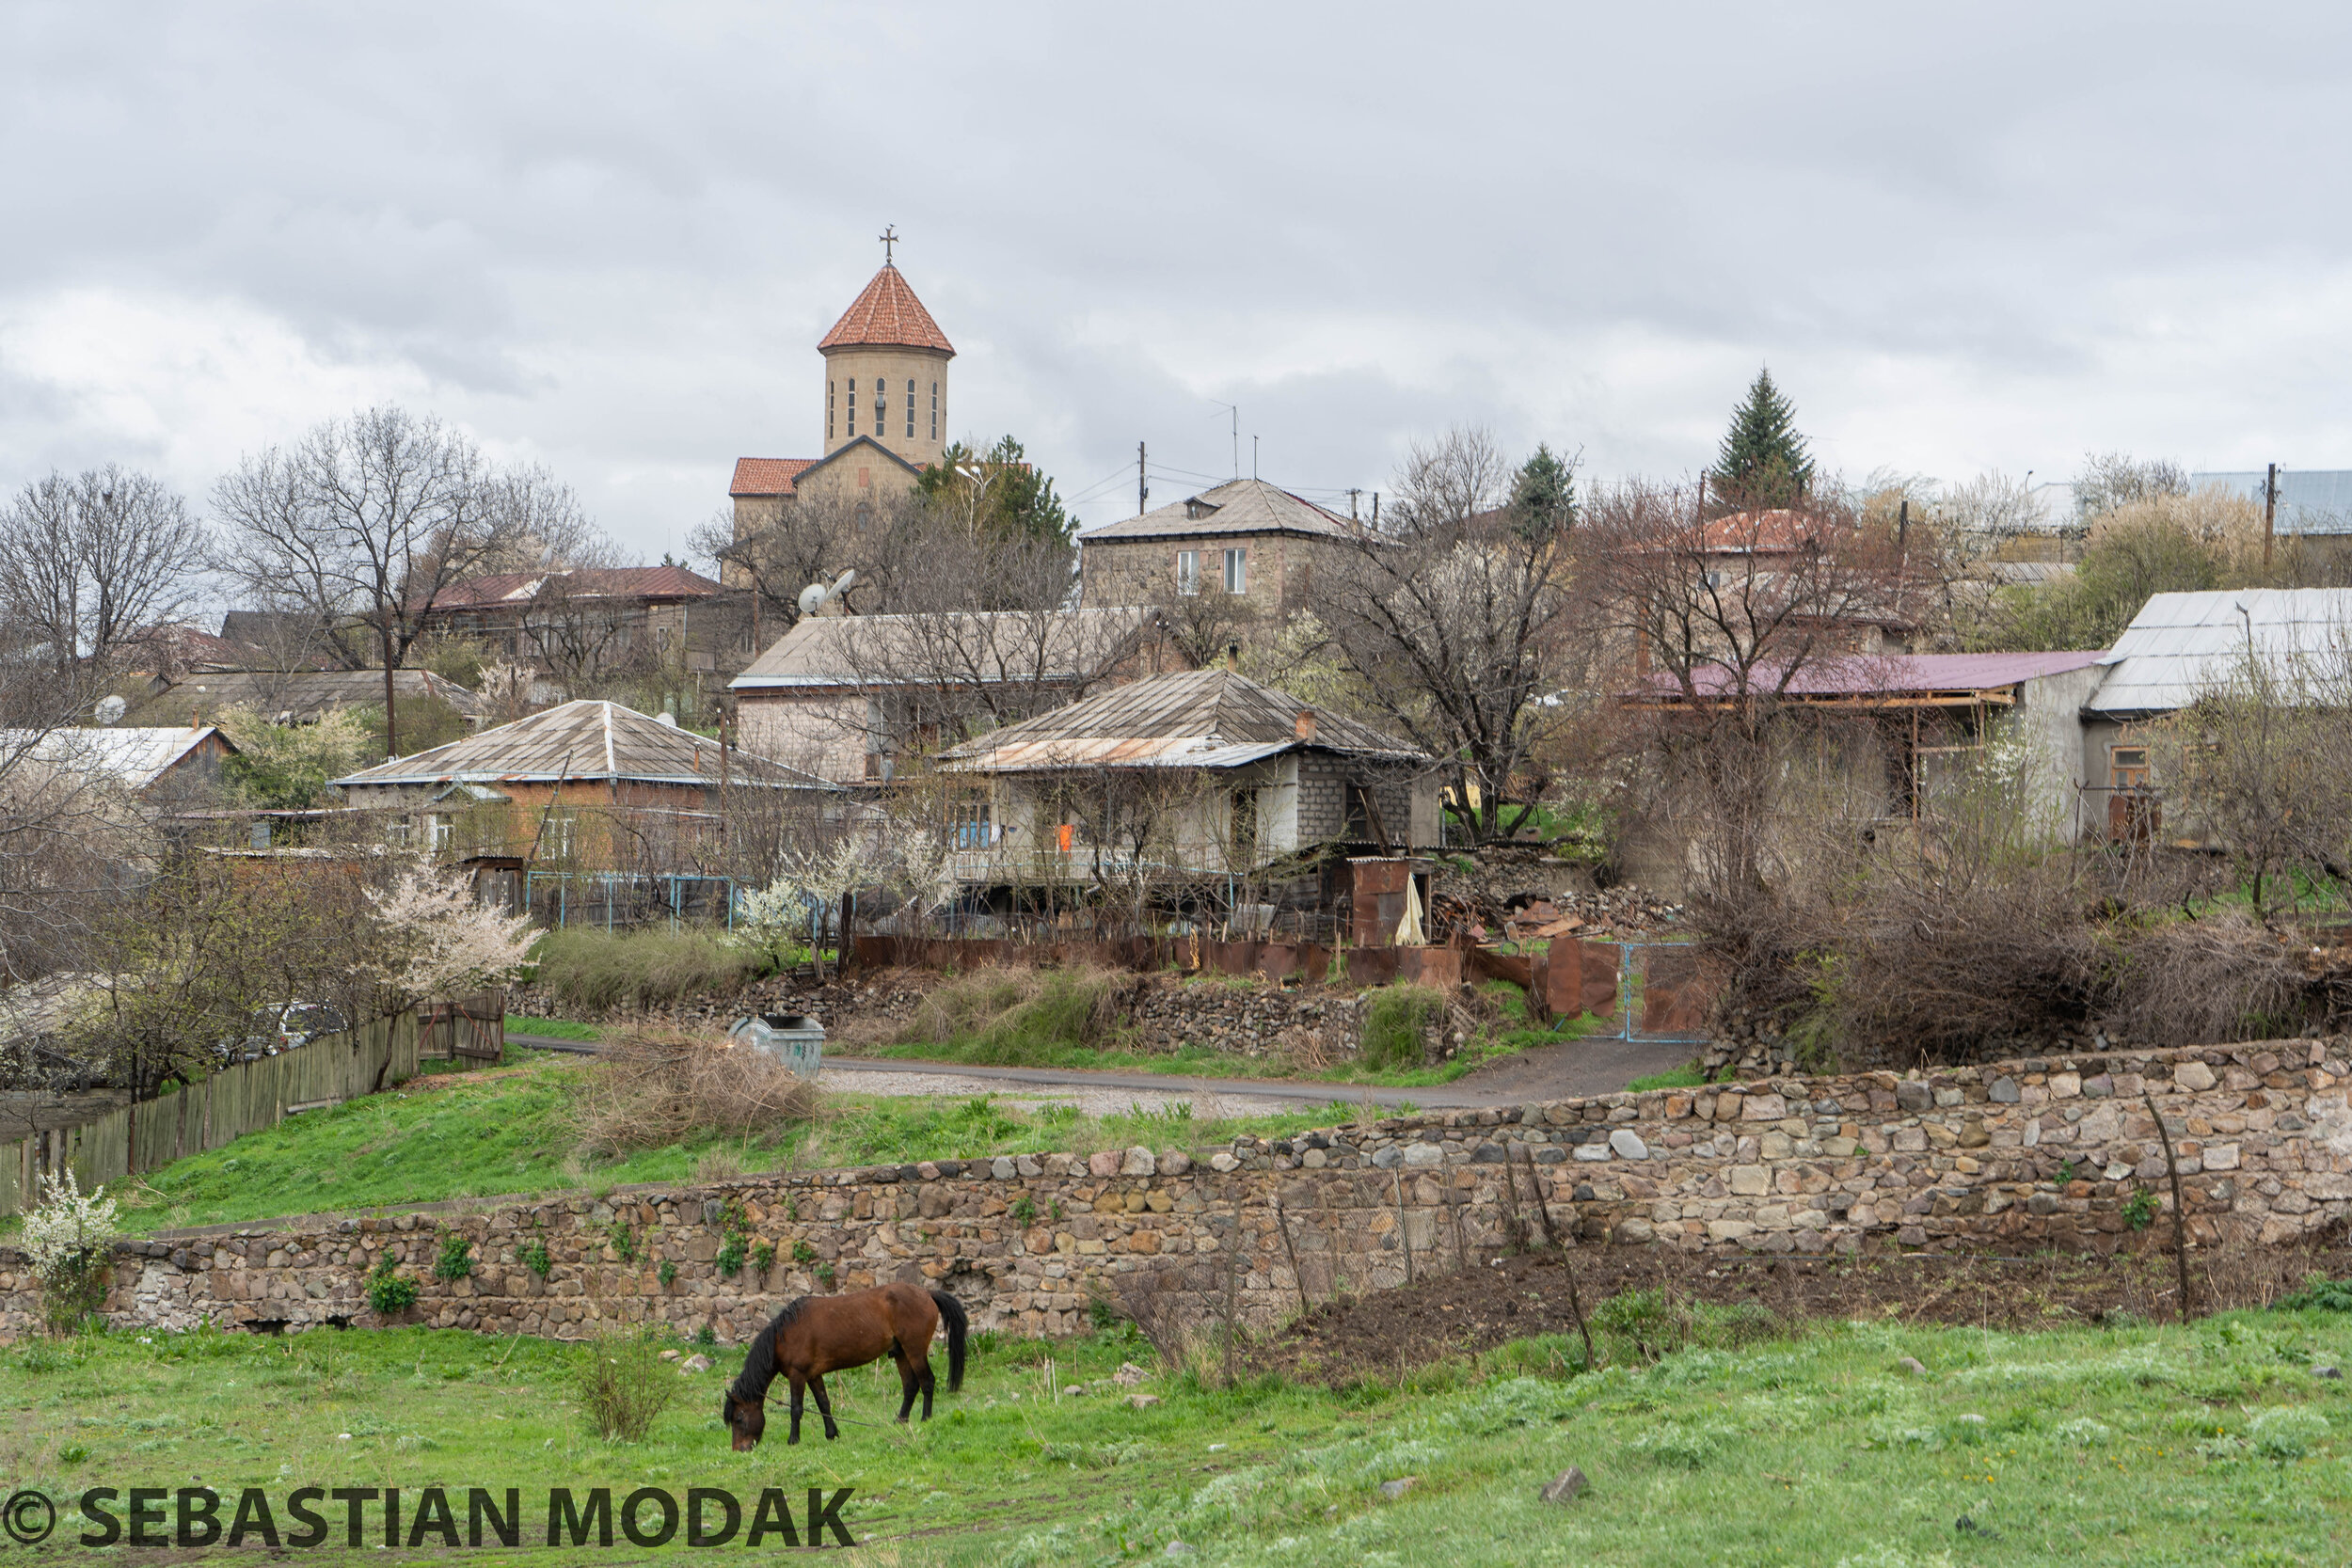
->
[[930, 1291, 968, 1392]]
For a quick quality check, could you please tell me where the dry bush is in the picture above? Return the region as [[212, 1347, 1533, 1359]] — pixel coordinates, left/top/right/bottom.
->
[[572, 1323, 679, 1442], [569, 1029, 821, 1158], [2096, 911, 2317, 1047], [1116, 1263, 1200, 1370]]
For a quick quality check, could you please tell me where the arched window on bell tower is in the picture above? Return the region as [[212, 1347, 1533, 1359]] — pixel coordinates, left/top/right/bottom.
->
[[905, 378, 915, 440], [828, 379, 835, 442], [846, 378, 856, 437]]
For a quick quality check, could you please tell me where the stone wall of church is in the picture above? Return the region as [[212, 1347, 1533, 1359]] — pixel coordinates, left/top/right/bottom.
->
[[819, 346, 952, 467]]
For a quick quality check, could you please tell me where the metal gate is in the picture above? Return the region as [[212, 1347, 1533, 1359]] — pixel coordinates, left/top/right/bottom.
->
[[1532, 939, 1712, 1044]]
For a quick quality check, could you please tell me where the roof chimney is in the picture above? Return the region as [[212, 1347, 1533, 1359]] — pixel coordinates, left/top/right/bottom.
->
[[1295, 707, 1317, 743]]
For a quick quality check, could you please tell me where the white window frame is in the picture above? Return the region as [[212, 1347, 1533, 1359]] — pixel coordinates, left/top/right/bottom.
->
[[428, 814, 451, 851], [1176, 550, 1200, 595], [1223, 547, 1248, 594]]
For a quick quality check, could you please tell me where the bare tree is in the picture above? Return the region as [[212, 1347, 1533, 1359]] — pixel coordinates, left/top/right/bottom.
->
[[0, 467, 213, 680], [1318, 427, 1581, 844], [211, 407, 542, 753]]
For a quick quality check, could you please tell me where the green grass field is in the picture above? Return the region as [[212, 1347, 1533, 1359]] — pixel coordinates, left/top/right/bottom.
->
[[6, 1303, 2350, 1563], [82, 1060, 1358, 1236]]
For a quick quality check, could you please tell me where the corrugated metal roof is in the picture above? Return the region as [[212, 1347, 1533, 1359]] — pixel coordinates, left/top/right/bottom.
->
[[164, 669, 483, 721], [0, 726, 234, 791], [2087, 588, 2352, 715], [2191, 470, 2352, 535], [938, 667, 1424, 772], [1629, 651, 2106, 704], [329, 700, 836, 790], [427, 565, 719, 610], [731, 608, 1159, 690], [1077, 479, 1360, 543]]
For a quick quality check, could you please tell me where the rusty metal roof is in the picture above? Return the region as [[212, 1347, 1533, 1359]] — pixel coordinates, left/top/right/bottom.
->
[[937, 667, 1424, 772], [329, 700, 836, 791], [731, 608, 1160, 690]]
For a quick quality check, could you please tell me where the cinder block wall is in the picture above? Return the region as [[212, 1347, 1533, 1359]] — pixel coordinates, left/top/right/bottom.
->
[[3, 1037, 2342, 1340]]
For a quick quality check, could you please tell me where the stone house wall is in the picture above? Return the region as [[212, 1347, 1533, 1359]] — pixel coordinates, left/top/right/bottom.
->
[[5, 1037, 2346, 1341]]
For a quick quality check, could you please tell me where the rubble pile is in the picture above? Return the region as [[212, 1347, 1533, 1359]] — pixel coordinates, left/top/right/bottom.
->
[[1425, 847, 1682, 945]]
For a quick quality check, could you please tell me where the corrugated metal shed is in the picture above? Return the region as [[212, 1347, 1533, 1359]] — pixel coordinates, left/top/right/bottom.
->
[[1077, 478, 1359, 543], [329, 700, 836, 790], [938, 667, 1423, 772], [730, 608, 1158, 690], [0, 726, 236, 790], [2087, 588, 2352, 716]]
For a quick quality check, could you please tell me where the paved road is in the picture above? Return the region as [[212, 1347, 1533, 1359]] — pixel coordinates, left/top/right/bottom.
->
[[505, 1030, 1695, 1111]]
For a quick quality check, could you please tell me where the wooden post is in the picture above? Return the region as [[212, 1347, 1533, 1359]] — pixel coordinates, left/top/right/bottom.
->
[[2143, 1088, 2195, 1323], [1272, 1198, 1310, 1317], [1521, 1142, 1594, 1366], [1391, 1168, 1415, 1284]]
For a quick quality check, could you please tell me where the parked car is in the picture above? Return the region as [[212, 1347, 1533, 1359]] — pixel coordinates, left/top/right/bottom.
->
[[219, 1002, 349, 1062]]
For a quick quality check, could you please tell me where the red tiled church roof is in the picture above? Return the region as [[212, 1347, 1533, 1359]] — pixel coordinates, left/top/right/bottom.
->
[[818, 264, 956, 356], [730, 457, 818, 497]]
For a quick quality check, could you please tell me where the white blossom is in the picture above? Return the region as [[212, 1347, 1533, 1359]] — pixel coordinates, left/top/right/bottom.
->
[[19, 1169, 119, 1284], [364, 856, 538, 1007]]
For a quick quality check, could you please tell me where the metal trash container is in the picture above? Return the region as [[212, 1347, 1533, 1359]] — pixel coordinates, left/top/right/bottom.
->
[[728, 1011, 825, 1080]]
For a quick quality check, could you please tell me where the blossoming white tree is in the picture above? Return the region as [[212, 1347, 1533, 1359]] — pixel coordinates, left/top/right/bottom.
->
[[363, 857, 539, 1013], [21, 1168, 119, 1333]]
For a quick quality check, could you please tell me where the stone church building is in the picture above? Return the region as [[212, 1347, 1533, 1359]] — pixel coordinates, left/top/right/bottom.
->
[[726, 248, 956, 550]]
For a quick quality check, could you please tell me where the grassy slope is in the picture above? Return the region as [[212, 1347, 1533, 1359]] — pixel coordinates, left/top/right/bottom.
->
[[6, 1308, 2352, 1563], [98, 1059, 1358, 1236]]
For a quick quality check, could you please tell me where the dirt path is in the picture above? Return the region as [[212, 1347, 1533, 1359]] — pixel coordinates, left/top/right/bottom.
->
[[508, 1032, 1701, 1111]]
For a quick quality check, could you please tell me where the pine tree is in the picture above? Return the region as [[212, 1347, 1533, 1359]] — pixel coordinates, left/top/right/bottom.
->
[[1508, 443, 1577, 535], [1714, 368, 1813, 503], [917, 435, 1073, 543]]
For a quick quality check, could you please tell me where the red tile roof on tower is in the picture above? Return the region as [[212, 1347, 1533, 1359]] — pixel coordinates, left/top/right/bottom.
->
[[730, 457, 818, 497], [818, 264, 956, 355]]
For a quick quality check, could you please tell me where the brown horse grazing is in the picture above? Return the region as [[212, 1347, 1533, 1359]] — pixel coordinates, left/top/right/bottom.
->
[[721, 1283, 967, 1449]]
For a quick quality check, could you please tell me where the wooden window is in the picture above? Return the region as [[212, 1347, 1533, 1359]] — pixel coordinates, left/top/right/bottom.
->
[[1176, 550, 1200, 595], [1231, 788, 1259, 863], [1223, 547, 1248, 594], [428, 814, 451, 850], [2107, 745, 2157, 843]]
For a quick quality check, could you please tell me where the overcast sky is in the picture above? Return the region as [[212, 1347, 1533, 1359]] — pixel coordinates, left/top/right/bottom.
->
[[4, 3, 2349, 564]]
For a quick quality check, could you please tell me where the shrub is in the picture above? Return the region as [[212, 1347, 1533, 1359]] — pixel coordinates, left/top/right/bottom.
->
[[752, 1241, 776, 1274], [521, 1241, 552, 1279], [571, 1325, 679, 1442], [2278, 1275, 2352, 1311], [1359, 986, 1446, 1072], [366, 1254, 418, 1317], [569, 1030, 822, 1158], [658, 1260, 677, 1287], [19, 1171, 119, 1335], [893, 968, 1127, 1064], [532, 927, 762, 1014], [433, 1232, 474, 1281], [2249, 1405, 2329, 1462]]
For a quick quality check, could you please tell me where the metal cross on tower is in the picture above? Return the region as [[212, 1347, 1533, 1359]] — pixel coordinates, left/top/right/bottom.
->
[[879, 225, 898, 263]]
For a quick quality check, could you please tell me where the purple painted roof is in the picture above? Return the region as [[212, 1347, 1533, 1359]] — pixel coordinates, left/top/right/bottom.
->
[[1637, 650, 2106, 700]]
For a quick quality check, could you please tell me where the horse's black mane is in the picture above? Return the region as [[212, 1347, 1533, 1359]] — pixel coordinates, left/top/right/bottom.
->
[[727, 1296, 811, 1402]]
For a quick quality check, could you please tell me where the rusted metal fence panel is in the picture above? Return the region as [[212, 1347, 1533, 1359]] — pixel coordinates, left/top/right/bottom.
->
[[2, 1010, 418, 1216]]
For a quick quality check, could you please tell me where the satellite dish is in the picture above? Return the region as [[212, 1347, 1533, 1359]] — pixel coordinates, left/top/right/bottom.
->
[[94, 695, 126, 726], [655, 710, 678, 728], [833, 568, 857, 595], [797, 582, 828, 617]]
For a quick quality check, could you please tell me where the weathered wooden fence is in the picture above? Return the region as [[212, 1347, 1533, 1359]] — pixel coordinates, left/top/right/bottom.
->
[[0, 1011, 419, 1217]]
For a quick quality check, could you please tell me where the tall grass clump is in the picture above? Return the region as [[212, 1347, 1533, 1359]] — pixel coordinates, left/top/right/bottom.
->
[[1359, 985, 1446, 1071], [532, 927, 762, 1013], [894, 967, 1126, 1064], [572, 1323, 679, 1441]]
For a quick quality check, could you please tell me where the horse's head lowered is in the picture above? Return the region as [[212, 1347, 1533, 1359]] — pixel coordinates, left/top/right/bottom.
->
[[721, 1386, 766, 1451]]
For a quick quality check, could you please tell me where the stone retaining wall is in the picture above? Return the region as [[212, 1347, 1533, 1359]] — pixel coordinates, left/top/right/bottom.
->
[[5, 1037, 2346, 1341]]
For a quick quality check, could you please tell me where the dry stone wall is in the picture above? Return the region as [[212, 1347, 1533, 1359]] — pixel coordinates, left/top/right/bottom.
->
[[5, 1037, 2349, 1342]]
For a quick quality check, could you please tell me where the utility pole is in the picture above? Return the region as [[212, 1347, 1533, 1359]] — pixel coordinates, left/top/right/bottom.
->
[[2265, 461, 2279, 573], [1372, 491, 1379, 527], [1252, 435, 1258, 480], [1137, 441, 1149, 517], [1347, 488, 1361, 520]]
